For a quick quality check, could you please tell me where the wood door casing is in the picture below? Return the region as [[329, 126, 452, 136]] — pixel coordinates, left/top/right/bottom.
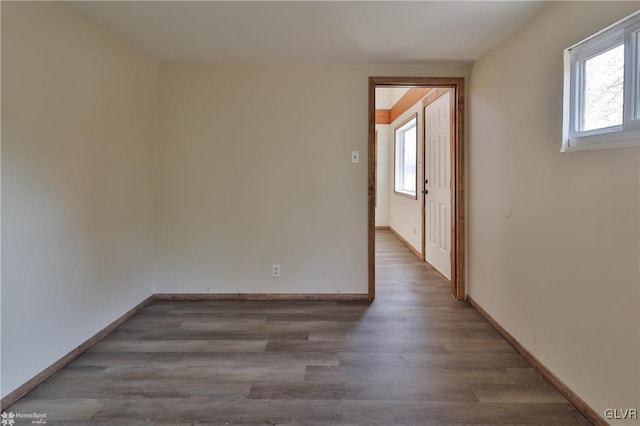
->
[[368, 77, 465, 301]]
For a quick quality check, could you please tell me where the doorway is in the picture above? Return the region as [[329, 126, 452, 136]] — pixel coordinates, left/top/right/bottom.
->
[[368, 77, 465, 301]]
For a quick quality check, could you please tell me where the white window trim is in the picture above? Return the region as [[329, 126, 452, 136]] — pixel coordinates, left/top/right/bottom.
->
[[562, 11, 640, 152], [394, 115, 417, 198]]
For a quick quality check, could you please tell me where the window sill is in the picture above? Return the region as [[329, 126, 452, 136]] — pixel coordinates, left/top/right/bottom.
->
[[394, 191, 417, 200], [562, 128, 640, 152]]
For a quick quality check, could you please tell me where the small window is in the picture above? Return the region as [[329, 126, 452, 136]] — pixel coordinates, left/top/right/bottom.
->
[[394, 115, 417, 198], [562, 11, 640, 151]]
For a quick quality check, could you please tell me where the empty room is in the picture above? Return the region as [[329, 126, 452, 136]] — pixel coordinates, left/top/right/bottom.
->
[[1, 1, 638, 425]]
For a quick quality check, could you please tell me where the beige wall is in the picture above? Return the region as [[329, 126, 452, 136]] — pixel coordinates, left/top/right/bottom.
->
[[1, 2, 158, 397], [156, 63, 470, 294], [469, 2, 639, 421]]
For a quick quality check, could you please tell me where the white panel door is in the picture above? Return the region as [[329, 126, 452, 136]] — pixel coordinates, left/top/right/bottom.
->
[[424, 91, 451, 279]]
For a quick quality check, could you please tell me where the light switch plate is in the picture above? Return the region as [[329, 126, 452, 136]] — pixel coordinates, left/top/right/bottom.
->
[[351, 151, 360, 163]]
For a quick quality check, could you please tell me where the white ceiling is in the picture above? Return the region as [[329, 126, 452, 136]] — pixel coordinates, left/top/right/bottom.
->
[[67, 1, 547, 63]]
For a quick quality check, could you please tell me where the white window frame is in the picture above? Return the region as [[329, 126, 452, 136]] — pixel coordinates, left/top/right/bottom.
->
[[394, 114, 417, 198], [562, 11, 640, 152]]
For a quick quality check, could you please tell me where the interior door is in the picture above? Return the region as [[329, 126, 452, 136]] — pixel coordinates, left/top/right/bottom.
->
[[424, 91, 451, 279]]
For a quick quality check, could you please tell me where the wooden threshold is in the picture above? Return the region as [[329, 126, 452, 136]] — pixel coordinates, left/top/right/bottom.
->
[[389, 227, 422, 260], [467, 296, 606, 426], [153, 293, 370, 301], [374, 226, 390, 230], [0, 295, 154, 410]]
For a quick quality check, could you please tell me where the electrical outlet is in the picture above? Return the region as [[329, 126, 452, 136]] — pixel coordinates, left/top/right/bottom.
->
[[272, 264, 280, 278], [351, 150, 360, 163], [413, 228, 416, 234]]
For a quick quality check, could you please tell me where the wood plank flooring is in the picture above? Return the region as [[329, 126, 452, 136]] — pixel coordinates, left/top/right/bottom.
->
[[6, 231, 590, 425]]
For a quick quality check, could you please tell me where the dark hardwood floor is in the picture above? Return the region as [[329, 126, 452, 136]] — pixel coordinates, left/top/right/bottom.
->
[[7, 230, 590, 425]]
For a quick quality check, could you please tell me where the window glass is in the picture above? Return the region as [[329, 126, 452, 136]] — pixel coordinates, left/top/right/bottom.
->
[[394, 116, 417, 197], [635, 30, 640, 120], [582, 44, 624, 131], [403, 125, 416, 193], [562, 11, 639, 151]]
